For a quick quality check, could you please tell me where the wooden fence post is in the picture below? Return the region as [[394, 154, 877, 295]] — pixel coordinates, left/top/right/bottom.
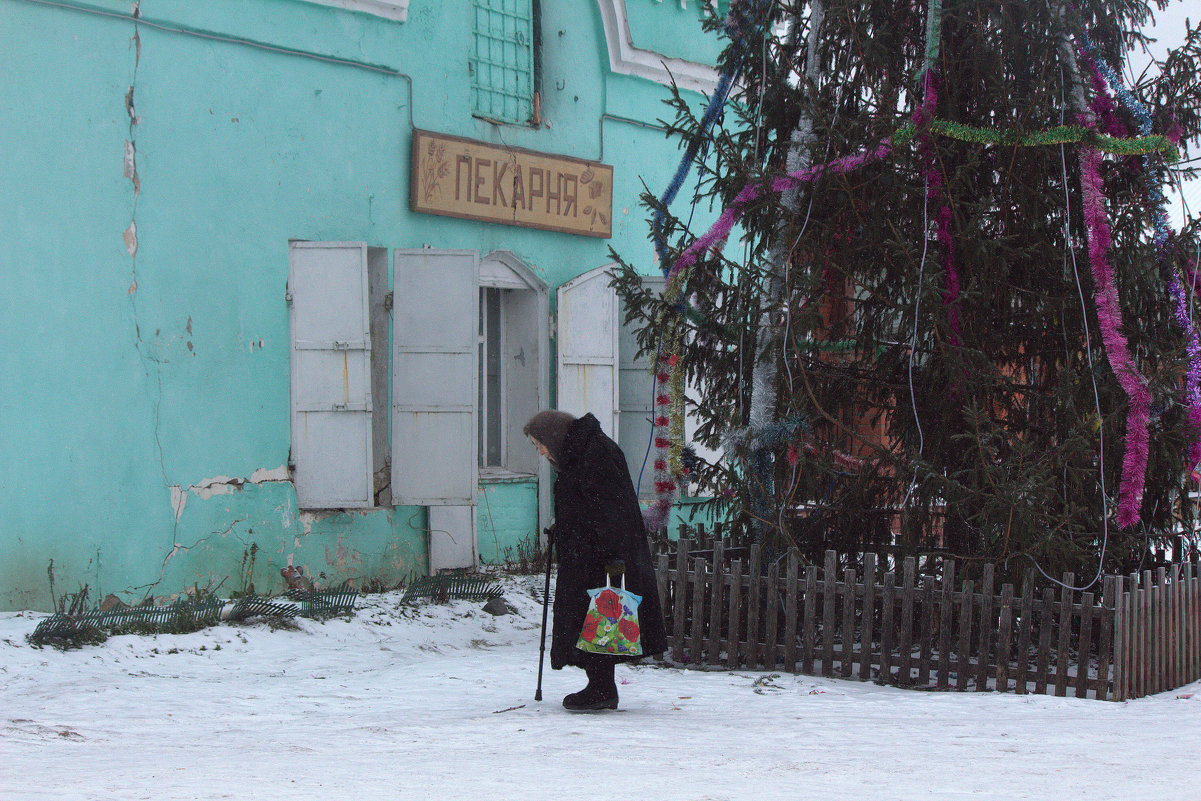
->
[[1181, 563, 1191, 685], [899, 557, 916, 685], [784, 552, 799, 673], [656, 552, 669, 630], [1075, 589, 1094, 699], [746, 544, 762, 670], [1191, 563, 1200, 683], [1186, 564, 1196, 682], [688, 556, 706, 666], [1168, 566, 1178, 693], [1155, 567, 1166, 694], [1142, 569, 1152, 697], [1097, 576, 1115, 702], [1054, 572, 1074, 697], [1134, 572, 1146, 699], [1015, 573, 1034, 695], [918, 577, 935, 687], [822, 551, 837, 678], [1170, 564, 1181, 691], [880, 570, 895, 683], [996, 582, 1014, 694], [957, 578, 974, 691], [859, 552, 877, 682], [842, 567, 856, 679], [1186, 563, 1193, 684], [938, 561, 955, 689], [672, 539, 690, 664], [976, 563, 995, 691], [707, 541, 725, 666], [1130, 572, 1140, 699], [803, 564, 817, 674], [1125, 572, 1136, 699], [1035, 586, 1054, 695], [1110, 575, 1126, 702], [765, 557, 780, 671], [726, 557, 743, 670]]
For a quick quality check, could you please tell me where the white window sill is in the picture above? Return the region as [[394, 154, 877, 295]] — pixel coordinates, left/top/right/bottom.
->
[[479, 467, 536, 483], [301, 0, 409, 22]]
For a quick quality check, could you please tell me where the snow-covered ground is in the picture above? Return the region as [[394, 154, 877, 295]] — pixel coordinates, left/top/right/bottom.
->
[[2, 573, 1199, 801]]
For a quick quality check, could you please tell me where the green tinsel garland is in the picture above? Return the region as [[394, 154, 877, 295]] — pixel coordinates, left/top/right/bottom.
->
[[891, 120, 1179, 161]]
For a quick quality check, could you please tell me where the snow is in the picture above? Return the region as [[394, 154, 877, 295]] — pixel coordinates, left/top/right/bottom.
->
[[2, 573, 1199, 801], [1137, 4, 1201, 225]]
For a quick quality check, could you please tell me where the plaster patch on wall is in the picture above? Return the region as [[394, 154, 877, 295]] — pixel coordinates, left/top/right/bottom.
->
[[123, 221, 138, 257], [123, 139, 140, 195], [297, 507, 362, 536], [170, 485, 188, 521], [249, 465, 288, 484], [168, 464, 290, 517], [299, 511, 320, 537], [324, 542, 362, 568], [190, 477, 241, 499]]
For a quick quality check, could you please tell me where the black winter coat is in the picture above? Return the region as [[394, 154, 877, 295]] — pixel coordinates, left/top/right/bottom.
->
[[549, 414, 667, 669]]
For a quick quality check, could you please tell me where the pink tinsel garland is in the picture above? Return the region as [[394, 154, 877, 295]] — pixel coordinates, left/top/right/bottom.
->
[[647, 74, 941, 531], [1078, 144, 1152, 527], [666, 143, 895, 283], [915, 70, 962, 345], [1082, 43, 1201, 489]]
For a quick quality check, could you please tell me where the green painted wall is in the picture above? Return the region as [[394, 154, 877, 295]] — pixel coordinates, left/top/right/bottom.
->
[[0, 0, 722, 611], [625, 0, 727, 66], [477, 479, 539, 565]]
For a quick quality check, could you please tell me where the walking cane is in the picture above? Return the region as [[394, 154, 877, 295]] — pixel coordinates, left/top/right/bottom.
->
[[534, 526, 554, 701]]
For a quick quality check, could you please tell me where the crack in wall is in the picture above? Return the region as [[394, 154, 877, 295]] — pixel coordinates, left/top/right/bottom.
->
[[118, 5, 188, 576], [120, 5, 170, 498], [127, 516, 249, 601]]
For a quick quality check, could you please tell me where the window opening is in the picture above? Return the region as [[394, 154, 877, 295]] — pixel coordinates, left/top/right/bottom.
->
[[479, 287, 504, 467], [471, 0, 540, 125]]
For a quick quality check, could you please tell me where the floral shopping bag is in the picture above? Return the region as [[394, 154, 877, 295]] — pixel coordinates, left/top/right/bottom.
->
[[576, 574, 642, 656]]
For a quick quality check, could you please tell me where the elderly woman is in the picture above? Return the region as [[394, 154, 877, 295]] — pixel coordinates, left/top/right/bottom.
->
[[524, 410, 667, 711]]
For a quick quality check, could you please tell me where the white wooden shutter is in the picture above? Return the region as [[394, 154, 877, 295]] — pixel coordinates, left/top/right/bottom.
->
[[428, 505, 476, 575], [392, 249, 479, 506], [288, 241, 374, 509], [502, 286, 546, 476], [556, 266, 619, 439], [619, 274, 665, 498]]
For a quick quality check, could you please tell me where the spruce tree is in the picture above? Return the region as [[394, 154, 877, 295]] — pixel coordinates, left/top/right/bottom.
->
[[612, 0, 1201, 582]]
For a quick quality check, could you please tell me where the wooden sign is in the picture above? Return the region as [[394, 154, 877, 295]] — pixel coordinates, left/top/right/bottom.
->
[[410, 130, 613, 238]]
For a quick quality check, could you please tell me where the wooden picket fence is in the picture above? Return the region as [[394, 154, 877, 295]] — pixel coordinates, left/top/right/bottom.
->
[[652, 539, 1201, 701]]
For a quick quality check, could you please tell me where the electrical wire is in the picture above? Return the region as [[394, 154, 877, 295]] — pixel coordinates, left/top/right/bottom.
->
[[901, 175, 930, 512], [1022, 70, 1110, 593], [902, 0, 941, 513]]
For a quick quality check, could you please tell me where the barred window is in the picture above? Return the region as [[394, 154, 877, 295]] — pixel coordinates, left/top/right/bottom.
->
[[471, 0, 539, 125]]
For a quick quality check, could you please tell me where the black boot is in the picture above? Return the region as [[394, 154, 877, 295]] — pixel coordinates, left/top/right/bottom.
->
[[563, 660, 618, 711]]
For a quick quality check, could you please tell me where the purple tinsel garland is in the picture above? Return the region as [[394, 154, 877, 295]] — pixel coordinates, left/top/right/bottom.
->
[[1081, 41, 1201, 487], [649, 73, 937, 532]]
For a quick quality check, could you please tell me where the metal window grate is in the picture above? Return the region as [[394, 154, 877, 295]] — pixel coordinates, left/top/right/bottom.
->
[[471, 0, 534, 124]]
